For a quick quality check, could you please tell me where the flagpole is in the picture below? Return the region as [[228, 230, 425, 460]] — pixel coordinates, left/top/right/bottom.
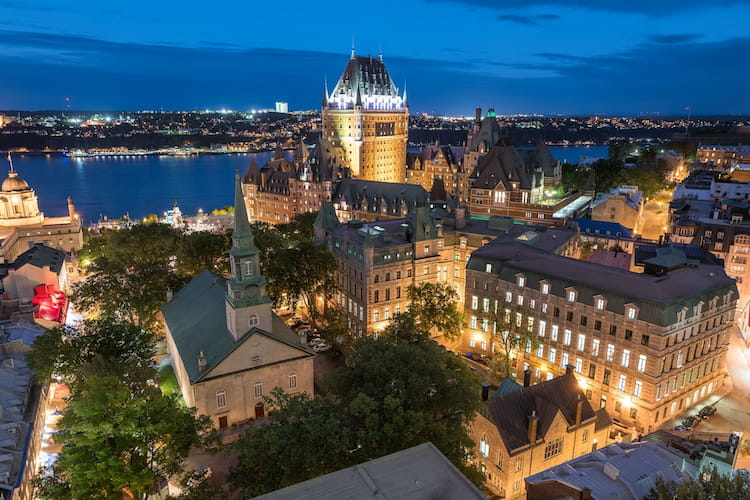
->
[[6, 151, 13, 172]]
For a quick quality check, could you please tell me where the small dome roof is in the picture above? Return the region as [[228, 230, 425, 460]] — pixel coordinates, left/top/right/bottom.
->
[[2, 171, 30, 192]]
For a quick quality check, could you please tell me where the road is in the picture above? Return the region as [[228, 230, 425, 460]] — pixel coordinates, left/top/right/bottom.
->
[[639, 190, 672, 241]]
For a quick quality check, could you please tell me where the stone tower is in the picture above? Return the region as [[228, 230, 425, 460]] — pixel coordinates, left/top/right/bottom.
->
[[321, 49, 409, 183]]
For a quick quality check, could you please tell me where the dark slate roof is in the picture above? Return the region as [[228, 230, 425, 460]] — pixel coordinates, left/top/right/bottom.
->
[[569, 218, 634, 239], [299, 138, 350, 182], [470, 139, 542, 191], [466, 115, 502, 153], [517, 141, 558, 177], [633, 243, 718, 267], [333, 179, 428, 217], [328, 54, 400, 107], [468, 241, 736, 327], [254, 442, 486, 500], [485, 373, 602, 454], [161, 270, 313, 384], [493, 377, 522, 398], [12, 244, 65, 274]]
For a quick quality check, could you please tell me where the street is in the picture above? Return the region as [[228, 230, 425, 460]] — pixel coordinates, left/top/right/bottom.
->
[[639, 190, 672, 241]]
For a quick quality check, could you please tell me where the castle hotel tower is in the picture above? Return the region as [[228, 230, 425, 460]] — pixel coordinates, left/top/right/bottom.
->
[[322, 48, 409, 183]]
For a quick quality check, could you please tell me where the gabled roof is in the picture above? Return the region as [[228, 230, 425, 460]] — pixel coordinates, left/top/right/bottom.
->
[[470, 139, 541, 191], [161, 270, 313, 384], [484, 373, 603, 454], [334, 179, 428, 216]]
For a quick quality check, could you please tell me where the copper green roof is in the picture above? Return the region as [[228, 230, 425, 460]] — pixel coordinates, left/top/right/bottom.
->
[[161, 270, 313, 384]]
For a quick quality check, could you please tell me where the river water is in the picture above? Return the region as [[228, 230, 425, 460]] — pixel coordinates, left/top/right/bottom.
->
[[10, 146, 607, 224]]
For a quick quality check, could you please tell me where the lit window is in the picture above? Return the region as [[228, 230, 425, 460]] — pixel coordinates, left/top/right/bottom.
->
[[551, 325, 559, 341], [562, 352, 569, 367], [216, 390, 226, 408], [514, 457, 523, 472], [621, 349, 630, 368], [627, 307, 637, 320], [505, 291, 512, 302], [618, 375, 627, 391], [517, 295, 524, 306], [549, 348, 556, 363], [482, 298, 490, 312], [577, 334, 586, 351], [471, 296, 479, 310], [563, 329, 572, 346], [538, 320, 546, 337], [596, 298, 605, 310], [471, 316, 478, 329], [479, 437, 490, 457], [518, 276, 526, 288], [606, 344, 615, 361], [485, 263, 493, 273], [575, 358, 583, 373], [537, 344, 544, 358], [637, 355, 647, 372], [567, 290, 576, 302], [541, 283, 550, 295], [634, 380, 643, 398]]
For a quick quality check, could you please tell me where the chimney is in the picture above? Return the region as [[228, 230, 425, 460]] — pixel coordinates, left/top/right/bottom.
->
[[575, 394, 584, 426], [565, 364, 574, 376], [166, 289, 174, 302], [523, 369, 531, 388], [475, 107, 482, 123], [198, 351, 207, 372], [299, 331, 308, 347], [481, 382, 491, 401], [455, 207, 466, 229], [580, 487, 593, 500], [528, 410, 539, 445]]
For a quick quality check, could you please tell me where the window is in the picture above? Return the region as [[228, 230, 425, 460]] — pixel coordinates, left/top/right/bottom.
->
[[471, 296, 479, 310], [580, 315, 588, 327], [254, 382, 263, 398], [609, 325, 617, 336], [482, 298, 490, 313], [471, 316, 478, 329], [244, 260, 254, 277], [566, 311, 574, 322], [596, 298, 605, 310], [603, 369, 611, 385], [517, 295, 524, 306], [289, 373, 297, 389], [594, 320, 602, 331], [541, 282, 550, 295], [575, 358, 583, 373], [216, 390, 227, 408], [592, 339, 600, 356], [627, 307, 637, 320], [621, 349, 630, 368], [582, 429, 589, 443], [423, 266, 429, 276], [553, 307, 560, 318], [373, 310, 380, 322], [606, 344, 615, 361], [588, 363, 597, 379], [563, 329, 572, 345], [485, 263, 493, 273], [514, 457, 523, 473], [562, 352, 569, 367], [618, 374, 627, 391], [248, 314, 259, 327], [567, 290, 576, 302], [479, 437, 490, 457], [634, 380, 643, 398], [577, 334, 586, 351], [656, 383, 662, 400], [517, 275, 526, 287], [637, 355, 647, 372], [374, 290, 380, 303], [549, 348, 556, 363], [624, 329, 633, 341], [505, 291, 512, 302], [641, 335, 650, 346], [551, 325, 559, 341], [537, 344, 544, 358], [481, 319, 489, 332], [544, 437, 564, 460], [538, 320, 547, 337]]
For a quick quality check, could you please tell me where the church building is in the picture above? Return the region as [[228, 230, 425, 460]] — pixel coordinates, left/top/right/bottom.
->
[[162, 172, 315, 429]]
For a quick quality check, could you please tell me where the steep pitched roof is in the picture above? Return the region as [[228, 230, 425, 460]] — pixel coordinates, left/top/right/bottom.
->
[[484, 373, 602, 454], [161, 270, 313, 384], [470, 139, 542, 191], [334, 179, 428, 217]]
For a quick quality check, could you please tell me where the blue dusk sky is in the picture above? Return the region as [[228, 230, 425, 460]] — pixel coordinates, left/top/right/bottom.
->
[[0, 0, 749, 115]]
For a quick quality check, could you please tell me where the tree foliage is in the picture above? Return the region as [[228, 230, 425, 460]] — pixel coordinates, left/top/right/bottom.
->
[[229, 315, 482, 497], [406, 282, 465, 340], [487, 305, 539, 380], [175, 230, 231, 277], [646, 466, 750, 500]]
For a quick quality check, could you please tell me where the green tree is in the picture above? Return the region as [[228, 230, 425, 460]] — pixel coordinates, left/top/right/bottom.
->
[[276, 211, 318, 246], [487, 305, 539, 380], [314, 306, 354, 354], [72, 260, 186, 333], [175, 230, 231, 278], [264, 240, 337, 319], [229, 390, 355, 497], [406, 282, 465, 340], [35, 369, 215, 499], [646, 466, 750, 499], [84, 223, 181, 274], [27, 318, 155, 388]]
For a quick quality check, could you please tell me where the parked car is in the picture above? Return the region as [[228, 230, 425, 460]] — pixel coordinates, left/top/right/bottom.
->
[[682, 416, 700, 430], [698, 405, 717, 419], [313, 343, 331, 352], [187, 465, 212, 488]]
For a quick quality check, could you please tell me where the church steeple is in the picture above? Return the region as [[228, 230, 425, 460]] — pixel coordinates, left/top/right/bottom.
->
[[226, 171, 271, 339]]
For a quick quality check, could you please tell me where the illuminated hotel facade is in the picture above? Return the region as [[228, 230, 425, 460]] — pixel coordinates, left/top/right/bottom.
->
[[321, 49, 409, 184]]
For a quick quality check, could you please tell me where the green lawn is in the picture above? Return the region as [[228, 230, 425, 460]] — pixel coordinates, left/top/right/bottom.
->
[[158, 364, 179, 396]]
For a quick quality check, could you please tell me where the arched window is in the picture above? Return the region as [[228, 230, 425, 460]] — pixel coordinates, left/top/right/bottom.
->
[[249, 314, 259, 327]]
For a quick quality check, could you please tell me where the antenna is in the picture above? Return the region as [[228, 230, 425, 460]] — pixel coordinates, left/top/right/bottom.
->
[[6, 151, 14, 172], [351, 37, 355, 58]]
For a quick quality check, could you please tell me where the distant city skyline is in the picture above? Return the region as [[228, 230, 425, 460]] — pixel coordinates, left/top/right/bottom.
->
[[1, 0, 749, 115]]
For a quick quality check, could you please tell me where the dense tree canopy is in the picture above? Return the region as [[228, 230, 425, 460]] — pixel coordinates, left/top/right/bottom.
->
[[406, 282, 465, 340], [488, 305, 539, 380], [646, 467, 750, 499], [229, 314, 482, 497]]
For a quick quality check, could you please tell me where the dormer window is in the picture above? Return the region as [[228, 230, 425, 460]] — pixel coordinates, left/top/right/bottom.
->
[[625, 304, 638, 320], [566, 287, 577, 303], [485, 263, 493, 273], [249, 314, 259, 327], [516, 274, 526, 288], [540, 281, 550, 295], [594, 295, 606, 311]]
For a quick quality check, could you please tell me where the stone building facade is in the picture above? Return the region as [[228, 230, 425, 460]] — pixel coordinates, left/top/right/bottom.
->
[[463, 241, 737, 433]]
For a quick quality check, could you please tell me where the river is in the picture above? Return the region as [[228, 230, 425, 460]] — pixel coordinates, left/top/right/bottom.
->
[[9, 146, 608, 224]]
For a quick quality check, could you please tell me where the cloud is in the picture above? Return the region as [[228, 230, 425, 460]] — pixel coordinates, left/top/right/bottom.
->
[[499, 13, 559, 24], [648, 33, 702, 44], [428, 0, 750, 15]]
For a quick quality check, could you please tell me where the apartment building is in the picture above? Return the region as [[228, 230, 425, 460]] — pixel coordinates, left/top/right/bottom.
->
[[463, 241, 737, 433]]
